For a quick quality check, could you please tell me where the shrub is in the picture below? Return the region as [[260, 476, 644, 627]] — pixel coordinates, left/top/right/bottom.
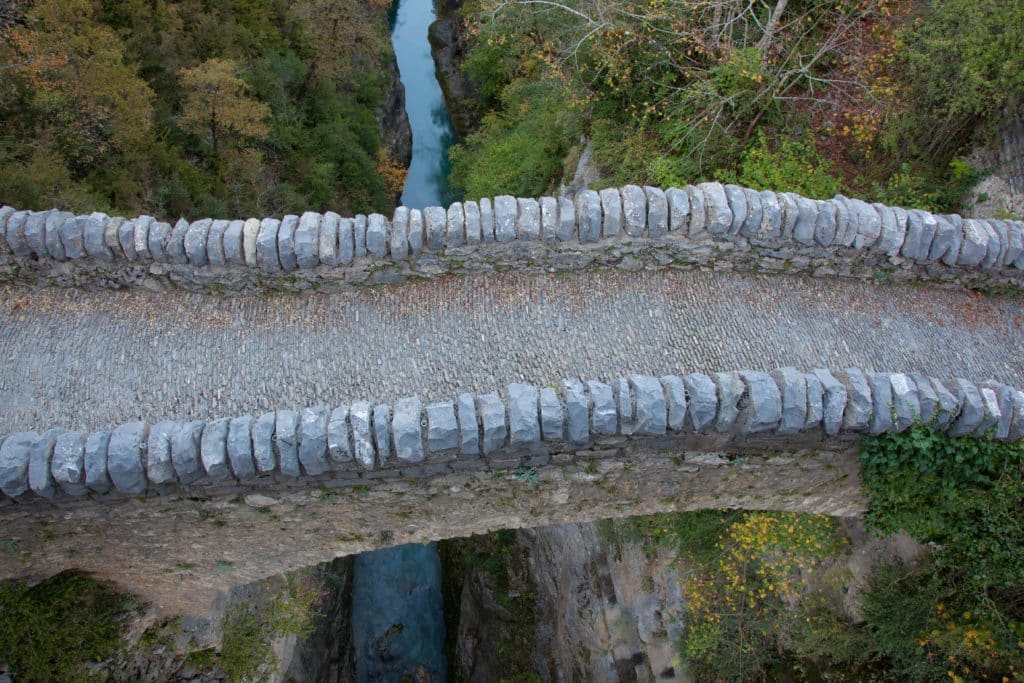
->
[[723, 130, 845, 199]]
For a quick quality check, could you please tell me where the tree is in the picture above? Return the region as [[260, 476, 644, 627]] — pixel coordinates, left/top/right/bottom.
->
[[179, 58, 270, 156]]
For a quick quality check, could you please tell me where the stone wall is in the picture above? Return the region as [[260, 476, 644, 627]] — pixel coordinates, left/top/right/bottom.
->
[[2, 367, 1021, 506], [2, 183, 1023, 294]]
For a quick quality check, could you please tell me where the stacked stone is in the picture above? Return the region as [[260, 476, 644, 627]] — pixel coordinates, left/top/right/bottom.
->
[[2, 369, 1021, 503], [2, 184, 1022, 277]]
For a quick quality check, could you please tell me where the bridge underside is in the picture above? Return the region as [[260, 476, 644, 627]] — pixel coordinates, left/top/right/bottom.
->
[[0, 441, 861, 616]]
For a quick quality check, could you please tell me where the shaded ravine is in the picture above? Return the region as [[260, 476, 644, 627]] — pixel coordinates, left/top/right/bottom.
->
[[348, 2, 459, 680]]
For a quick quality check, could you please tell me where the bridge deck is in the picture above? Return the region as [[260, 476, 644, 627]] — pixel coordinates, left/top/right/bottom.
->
[[1, 269, 1021, 433]]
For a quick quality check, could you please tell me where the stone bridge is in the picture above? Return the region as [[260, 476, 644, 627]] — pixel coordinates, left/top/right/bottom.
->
[[0, 183, 1022, 615]]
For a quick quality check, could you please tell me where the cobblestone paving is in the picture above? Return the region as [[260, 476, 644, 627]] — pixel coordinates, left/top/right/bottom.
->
[[1, 270, 1021, 432]]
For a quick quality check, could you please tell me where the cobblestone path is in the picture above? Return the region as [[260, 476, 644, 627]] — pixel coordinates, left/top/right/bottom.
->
[[1, 270, 1021, 432]]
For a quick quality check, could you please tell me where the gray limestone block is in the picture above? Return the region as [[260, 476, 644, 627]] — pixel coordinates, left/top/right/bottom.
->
[[446, 202, 465, 248], [227, 415, 256, 480], [980, 220, 1002, 269], [684, 185, 707, 236], [621, 185, 647, 237], [576, 190, 602, 243], [599, 188, 623, 238], [257, 218, 282, 272], [1008, 389, 1024, 441], [52, 431, 88, 496], [319, 212, 340, 266], [299, 406, 330, 476], [771, 367, 807, 435], [539, 387, 563, 442], [811, 369, 847, 436], [354, 216, 369, 257], [407, 209, 424, 256], [561, 380, 589, 445], [713, 371, 745, 433], [24, 210, 49, 257], [115, 215, 135, 260], [47, 211, 74, 260], [477, 393, 509, 454], [741, 189, 763, 239], [457, 393, 481, 455], [426, 402, 460, 453], [0, 432, 38, 497], [366, 214, 389, 259], [983, 220, 1009, 266], [614, 377, 635, 436], [185, 218, 211, 267], [661, 375, 687, 431], [295, 212, 321, 268], [338, 217, 355, 264], [644, 186, 668, 238], [834, 368, 871, 432], [682, 373, 717, 432], [909, 373, 939, 425], [201, 417, 231, 480], [928, 378, 960, 430], [889, 374, 921, 432], [393, 397, 425, 463], [494, 195, 518, 243], [206, 219, 228, 266], [60, 214, 86, 259], [373, 404, 392, 466], [957, 219, 988, 266], [850, 198, 881, 250], [866, 373, 894, 435], [278, 215, 299, 269], [133, 216, 154, 261], [792, 195, 818, 245], [148, 221, 171, 263], [29, 428, 61, 499], [243, 218, 261, 266], [586, 380, 617, 436], [424, 206, 447, 251], [108, 421, 148, 494], [557, 196, 576, 242], [831, 197, 854, 247], [980, 381, 1013, 440], [349, 401, 375, 469], [975, 387, 1002, 437], [5, 211, 31, 256], [327, 406, 352, 466], [464, 201, 482, 245], [698, 182, 730, 235], [167, 219, 190, 265], [947, 379, 984, 437], [0, 206, 13, 254], [84, 430, 112, 493], [778, 192, 799, 240], [147, 420, 178, 486], [1002, 220, 1023, 266], [517, 197, 541, 241], [872, 203, 904, 256], [508, 383, 541, 445], [757, 190, 783, 239], [902, 209, 937, 261], [480, 197, 495, 243], [737, 371, 782, 435], [274, 410, 300, 476], [724, 184, 747, 235], [814, 201, 837, 247], [539, 197, 558, 243], [928, 215, 961, 265], [630, 375, 667, 435], [389, 207, 409, 261], [252, 412, 277, 474], [803, 372, 824, 431], [665, 187, 690, 232]]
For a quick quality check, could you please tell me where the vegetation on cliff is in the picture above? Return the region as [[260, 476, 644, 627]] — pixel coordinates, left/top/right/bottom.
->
[[0, 0, 404, 220], [448, 0, 1022, 213]]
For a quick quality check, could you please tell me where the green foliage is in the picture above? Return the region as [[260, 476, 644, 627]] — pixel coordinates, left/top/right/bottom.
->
[[722, 130, 845, 199], [0, 570, 137, 682]]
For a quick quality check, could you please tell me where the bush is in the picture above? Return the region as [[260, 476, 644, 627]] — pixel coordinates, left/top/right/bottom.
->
[[723, 130, 845, 199]]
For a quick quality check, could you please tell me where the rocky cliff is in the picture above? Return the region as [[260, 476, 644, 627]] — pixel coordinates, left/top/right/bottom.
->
[[429, 0, 480, 138]]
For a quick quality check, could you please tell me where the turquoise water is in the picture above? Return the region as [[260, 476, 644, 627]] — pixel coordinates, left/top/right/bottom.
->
[[391, 0, 458, 209]]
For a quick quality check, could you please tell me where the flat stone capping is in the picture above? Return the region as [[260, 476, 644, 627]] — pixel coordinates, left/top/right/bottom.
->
[[1, 367, 1020, 504], [2, 185, 1022, 293]]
